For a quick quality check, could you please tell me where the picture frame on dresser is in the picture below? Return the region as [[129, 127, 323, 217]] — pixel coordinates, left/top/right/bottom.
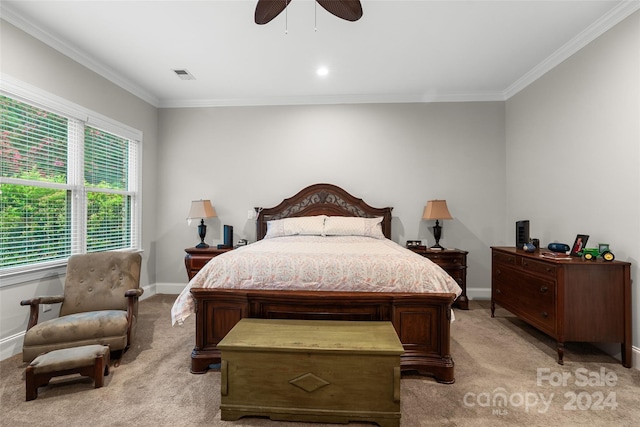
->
[[570, 234, 589, 256]]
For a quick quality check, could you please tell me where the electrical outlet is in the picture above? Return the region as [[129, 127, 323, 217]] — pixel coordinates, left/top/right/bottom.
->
[[42, 304, 52, 313], [247, 209, 255, 220]]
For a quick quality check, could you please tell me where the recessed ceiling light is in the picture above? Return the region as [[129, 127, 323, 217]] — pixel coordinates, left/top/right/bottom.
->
[[317, 67, 329, 77]]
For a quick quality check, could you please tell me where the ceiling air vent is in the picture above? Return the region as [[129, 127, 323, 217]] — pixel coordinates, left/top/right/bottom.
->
[[173, 69, 196, 80]]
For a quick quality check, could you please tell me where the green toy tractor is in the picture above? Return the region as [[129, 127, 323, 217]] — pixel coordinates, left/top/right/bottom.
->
[[581, 244, 615, 262]]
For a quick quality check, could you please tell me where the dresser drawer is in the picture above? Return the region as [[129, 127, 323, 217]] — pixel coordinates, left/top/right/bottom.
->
[[493, 283, 556, 334], [520, 258, 557, 278], [493, 266, 555, 301], [492, 266, 556, 333], [492, 251, 516, 266]]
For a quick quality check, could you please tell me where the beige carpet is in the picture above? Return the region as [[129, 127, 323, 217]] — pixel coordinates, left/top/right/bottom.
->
[[1, 295, 638, 427]]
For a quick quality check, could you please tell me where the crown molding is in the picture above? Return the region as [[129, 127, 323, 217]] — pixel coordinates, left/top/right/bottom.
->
[[158, 90, 506, 109], [0, 3, 160, 107], [504, 0, 640, 99]]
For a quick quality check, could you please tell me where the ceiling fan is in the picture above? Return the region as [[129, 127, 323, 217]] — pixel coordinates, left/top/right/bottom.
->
[[255, 0, 363, 25]]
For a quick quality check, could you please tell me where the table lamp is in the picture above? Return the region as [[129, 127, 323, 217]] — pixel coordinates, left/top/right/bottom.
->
[[188, 200, 217, 248], [422, 200, 453, 250]]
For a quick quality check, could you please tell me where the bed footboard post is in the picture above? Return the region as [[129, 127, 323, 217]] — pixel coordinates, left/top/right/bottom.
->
[[392, 294, 455, 383], [190, 289, 250, 374]]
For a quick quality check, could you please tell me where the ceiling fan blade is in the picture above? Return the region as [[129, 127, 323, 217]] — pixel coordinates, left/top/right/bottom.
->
[[316, 0, 363, 22], [255, 0, 292, 25]]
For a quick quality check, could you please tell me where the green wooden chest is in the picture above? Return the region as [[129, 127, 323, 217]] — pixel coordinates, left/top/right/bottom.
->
[[218, 318, 404, 427]]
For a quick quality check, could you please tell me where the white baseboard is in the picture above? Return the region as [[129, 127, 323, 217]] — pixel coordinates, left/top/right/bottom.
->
[[467, 287, 491, 301], [154, 282, 186, 295], [0, 332, 24, 362]]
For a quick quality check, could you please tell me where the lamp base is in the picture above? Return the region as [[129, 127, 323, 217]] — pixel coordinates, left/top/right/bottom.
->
[[431, 220, 445, 250], [196, 219, 208, 249], [429, 244, 445, 250]]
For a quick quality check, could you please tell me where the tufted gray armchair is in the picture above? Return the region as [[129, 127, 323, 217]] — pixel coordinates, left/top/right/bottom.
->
[[20, 251, 143, 363]]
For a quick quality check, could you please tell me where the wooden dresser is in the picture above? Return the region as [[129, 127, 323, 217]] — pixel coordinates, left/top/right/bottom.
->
[[409, 247, 468, 309], [491, 246, 631, 367]]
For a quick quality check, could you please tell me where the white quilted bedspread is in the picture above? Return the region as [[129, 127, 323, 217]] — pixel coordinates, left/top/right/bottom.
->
[[171, 235, 461, 325]]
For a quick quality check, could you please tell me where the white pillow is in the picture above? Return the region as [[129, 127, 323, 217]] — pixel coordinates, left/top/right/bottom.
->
[[323, 216, 385, 239], [265, 215, 327, 238]]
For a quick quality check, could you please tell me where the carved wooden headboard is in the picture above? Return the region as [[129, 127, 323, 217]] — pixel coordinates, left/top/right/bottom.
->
[[256, 183, 393, 240]]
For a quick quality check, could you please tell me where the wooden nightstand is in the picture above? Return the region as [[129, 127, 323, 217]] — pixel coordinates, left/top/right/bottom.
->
[[409, 247, 469, 310], [184, 247, 233, 280]]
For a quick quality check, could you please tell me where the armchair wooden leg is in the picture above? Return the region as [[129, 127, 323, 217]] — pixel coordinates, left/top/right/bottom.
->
[[25, 365, 38, 401]]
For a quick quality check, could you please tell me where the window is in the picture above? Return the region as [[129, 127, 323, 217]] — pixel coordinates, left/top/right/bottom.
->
[[0, 91, 141, 274]]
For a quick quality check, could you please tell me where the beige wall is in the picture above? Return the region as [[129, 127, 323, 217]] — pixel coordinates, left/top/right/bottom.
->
[[0, 20, 159, 359], [505, 11, 640, 354], [155, 102, 506, 289]]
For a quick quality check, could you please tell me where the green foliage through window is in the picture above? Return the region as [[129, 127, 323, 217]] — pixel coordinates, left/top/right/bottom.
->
[[1, 94, 139, 270]]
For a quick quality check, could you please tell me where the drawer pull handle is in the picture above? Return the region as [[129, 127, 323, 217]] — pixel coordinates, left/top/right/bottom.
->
[[523, 261, 528, 266], [540, 286, 548, 293], [546, 267, 552, 272], [496, 289, 502, 294], [541, 312, 548, 318]]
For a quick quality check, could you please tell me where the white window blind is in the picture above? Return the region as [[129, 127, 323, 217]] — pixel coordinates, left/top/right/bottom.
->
[[85, 126, 133, 252], [0, 91, 141, 273]]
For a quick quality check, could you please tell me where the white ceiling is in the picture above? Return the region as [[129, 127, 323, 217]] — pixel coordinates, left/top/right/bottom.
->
[[2, 1, 638, 108]]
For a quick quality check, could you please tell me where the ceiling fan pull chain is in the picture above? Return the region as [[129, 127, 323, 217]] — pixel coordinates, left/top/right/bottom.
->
[[285, 0, 288, 34], [315, 1, 317, 32]]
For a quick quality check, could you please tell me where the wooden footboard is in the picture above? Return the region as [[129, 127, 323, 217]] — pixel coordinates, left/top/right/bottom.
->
[[190, 288, 456, 383]]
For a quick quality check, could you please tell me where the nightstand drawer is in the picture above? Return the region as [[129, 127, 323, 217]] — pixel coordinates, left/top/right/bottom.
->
[[424, 252, 461, 261], [414, 248, 468, 310], [191, 256, 213, 270], [185, 247, 233, 280]]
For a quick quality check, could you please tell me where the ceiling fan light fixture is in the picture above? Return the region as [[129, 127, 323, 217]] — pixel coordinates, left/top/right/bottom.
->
[[255, 0, 362, 25]]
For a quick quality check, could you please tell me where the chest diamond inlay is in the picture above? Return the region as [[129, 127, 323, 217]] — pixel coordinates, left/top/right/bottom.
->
[[289, 372, 330, 393]]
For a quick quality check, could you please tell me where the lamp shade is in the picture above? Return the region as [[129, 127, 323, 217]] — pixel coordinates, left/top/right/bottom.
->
[[187, 200, 217, 219], [422, 200, 453, 220]]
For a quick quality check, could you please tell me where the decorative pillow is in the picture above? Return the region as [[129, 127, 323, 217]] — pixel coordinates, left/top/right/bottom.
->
[[265, 215, 327, 238], [323, 216, 385, 239]]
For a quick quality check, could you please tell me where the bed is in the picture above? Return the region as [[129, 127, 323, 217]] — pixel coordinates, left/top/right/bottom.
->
[[171, 183, 461, 383]]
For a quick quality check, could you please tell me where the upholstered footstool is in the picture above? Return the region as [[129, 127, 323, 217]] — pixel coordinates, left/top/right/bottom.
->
[[25, 344, 110, 401]]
